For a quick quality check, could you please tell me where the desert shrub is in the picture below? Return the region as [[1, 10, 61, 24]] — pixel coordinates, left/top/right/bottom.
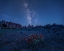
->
[[23, 34, 44, 48]]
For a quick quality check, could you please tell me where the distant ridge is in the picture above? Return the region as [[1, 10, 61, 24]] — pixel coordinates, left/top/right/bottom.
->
[[0, 20, 22, 29], [0, 20, 64, 29]]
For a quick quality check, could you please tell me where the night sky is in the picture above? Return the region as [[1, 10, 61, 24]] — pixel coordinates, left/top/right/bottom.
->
[[0, 0, 64, 26]]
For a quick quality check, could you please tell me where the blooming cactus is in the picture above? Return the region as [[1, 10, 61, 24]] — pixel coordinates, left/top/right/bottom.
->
[[24, 34, 44, 47]]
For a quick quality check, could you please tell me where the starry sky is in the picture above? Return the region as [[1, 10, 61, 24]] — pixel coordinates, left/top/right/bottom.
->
[[0, 0, 64, 26]]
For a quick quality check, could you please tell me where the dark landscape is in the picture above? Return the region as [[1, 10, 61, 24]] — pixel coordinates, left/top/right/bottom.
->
[[0, 20, 64, 51], [0, 0, 64, 51]]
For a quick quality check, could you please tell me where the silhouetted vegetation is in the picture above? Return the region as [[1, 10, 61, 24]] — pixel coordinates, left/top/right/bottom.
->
[[2, 24, 7, 28], [0, 20, 64, 30]]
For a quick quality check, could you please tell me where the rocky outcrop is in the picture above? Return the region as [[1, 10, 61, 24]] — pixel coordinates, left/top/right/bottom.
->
[[0, 20, 22, 29]]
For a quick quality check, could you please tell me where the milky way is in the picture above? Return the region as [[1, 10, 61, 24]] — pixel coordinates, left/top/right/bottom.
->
[[0, 0, 64, 26], [23, 0, 36, 25]]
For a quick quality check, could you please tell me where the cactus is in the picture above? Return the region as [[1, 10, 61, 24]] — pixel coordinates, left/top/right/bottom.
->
[[24, 34, 44, 48]]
